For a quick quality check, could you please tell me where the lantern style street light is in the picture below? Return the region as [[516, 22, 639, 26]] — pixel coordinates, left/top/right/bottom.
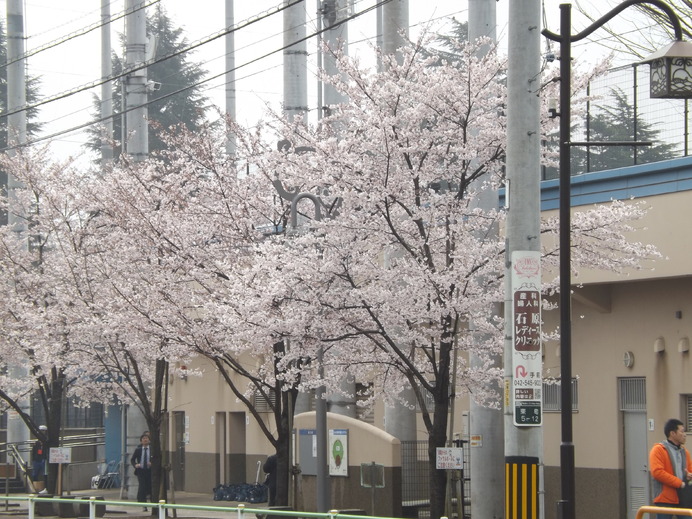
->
[[542, 2, 692, 519]]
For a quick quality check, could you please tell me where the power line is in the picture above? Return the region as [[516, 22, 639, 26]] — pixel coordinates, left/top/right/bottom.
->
[[1, 0, 396, 153], [0, 0, 305, 121], [0, 0, 161, 71]]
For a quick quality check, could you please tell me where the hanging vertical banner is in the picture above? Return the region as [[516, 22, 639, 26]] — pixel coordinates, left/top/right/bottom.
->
[[511, 251, 542, 426], [329, 429, 348, 476]]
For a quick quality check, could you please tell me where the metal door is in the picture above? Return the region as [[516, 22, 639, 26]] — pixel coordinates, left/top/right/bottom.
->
[[621, 378, 649, 519], [172, 411, 185, 490], [215, 412, 227, 485]]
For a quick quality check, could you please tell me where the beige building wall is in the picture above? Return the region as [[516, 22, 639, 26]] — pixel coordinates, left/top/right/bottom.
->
[[538, 183, 692, 518], [163, 161, 692, 517]]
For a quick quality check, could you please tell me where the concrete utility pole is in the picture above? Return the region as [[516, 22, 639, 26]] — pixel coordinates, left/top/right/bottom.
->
[[466, 2, 504, 518], [101, 0, 114, 166], [321, 0, 349, 114], [5, 0, 30, 453], [504, 1, 544, 518], [381, 0, 408, 64], [124, 0, 149, 162], [313, 1, 351, 512], [225, 0, 236, 157], [378, 0, 416, 455], [284, 1, 308, 123], [123, 0, 150, 499], [321, 0, 355, 420]]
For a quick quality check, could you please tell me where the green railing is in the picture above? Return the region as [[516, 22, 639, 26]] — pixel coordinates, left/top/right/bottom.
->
[[0, 495, 396, 519]]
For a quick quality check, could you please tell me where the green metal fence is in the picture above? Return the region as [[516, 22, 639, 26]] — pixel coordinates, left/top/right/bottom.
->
[[0, 495, 401, 519]]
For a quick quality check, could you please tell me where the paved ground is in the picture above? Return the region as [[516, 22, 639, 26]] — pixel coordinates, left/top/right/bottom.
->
[[0, 487, 270, 519]]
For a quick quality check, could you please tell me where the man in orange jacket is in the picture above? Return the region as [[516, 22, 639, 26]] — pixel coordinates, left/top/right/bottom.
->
[[650, 418, 692, 519]]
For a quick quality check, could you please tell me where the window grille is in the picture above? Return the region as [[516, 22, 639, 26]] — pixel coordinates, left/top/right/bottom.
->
[[252, 389, 277, 413], [684, 395, 692, 432], [416, 385, 435, 413], [619, 378, 646, 412], [542, 378, 578, 412]]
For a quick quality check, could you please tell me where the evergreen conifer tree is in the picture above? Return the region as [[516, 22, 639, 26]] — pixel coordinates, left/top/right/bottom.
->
[[585, 86, 676, 172], [86, 5, 208, 161]]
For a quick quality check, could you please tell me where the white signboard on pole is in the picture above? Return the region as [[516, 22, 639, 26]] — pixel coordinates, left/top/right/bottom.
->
[[436, 447, 463, 470], [511, 251, 542, 426], [49, 447, 72, 464]]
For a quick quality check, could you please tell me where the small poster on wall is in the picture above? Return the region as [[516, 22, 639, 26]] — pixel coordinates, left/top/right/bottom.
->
[[329, 429, 348, 476]]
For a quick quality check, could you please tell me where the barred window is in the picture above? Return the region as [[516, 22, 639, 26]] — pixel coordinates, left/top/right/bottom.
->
[[542, 378, 578, 412]]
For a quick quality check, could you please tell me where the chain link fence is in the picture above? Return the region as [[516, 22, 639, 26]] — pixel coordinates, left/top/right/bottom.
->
[[543, 63, 691, 180]]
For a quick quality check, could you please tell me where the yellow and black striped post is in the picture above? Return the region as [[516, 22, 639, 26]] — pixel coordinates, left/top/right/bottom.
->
[[505, 456, 539, 519]]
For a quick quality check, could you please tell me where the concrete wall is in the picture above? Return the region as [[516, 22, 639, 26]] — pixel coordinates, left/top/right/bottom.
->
[[543, 466, 625, 519]]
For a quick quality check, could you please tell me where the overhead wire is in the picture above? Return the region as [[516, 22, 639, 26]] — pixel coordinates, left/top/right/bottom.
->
[[0, 0, 306, 121], [1, 0, 160, 71], [35, 1, 323, 139], [2, 0, 404, 153]]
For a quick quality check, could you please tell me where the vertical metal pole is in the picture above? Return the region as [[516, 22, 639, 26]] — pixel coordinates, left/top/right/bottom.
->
[[6, 0, 29, 457], [685, 98, 689, 156], [225, 0, 236, 157], [504, 0, 543, 518], [381, 0, 408, 65], [467, 1, 506, 518], [633, 64, 639, 165], [558, 4, 575, 519], [124, 0, 148, 162], [585, 83, 591, 173], [316, 1, 323, 121], [284, 0, 308, 123], [101, 0, 114, 167], [316, 345, 329, 512]]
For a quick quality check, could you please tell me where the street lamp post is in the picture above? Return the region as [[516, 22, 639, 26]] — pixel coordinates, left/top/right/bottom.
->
[[542, 2, 692, 519]]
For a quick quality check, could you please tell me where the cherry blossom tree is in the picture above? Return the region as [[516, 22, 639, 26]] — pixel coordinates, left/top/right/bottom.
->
[[0, 30, 659, 517], [227, 37, 657, 518]]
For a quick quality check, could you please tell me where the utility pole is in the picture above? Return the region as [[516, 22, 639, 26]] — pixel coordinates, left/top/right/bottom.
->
[[284, 1, 308, 123], [225, 0, 236, 157], [124, 0, 149, 162], [321, 0, 348, 115], [504, 1, 544, 518], [123, 0, 150, 501], [101, 0, 113, 166], [314, 1, 351, 512], [466, 2, 504, 518], [5, 0, 29, 455], [321, 0, 354, 421], [381, 0, 408, 64], [378, 0, 417, 463]]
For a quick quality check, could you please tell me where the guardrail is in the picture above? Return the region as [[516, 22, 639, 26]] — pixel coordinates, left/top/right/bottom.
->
[[637, 506, 692, 518], [0, 495, 393, 519]]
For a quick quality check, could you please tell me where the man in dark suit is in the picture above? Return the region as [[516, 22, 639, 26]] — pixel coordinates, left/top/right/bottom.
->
[[131, 433, 152, 511]]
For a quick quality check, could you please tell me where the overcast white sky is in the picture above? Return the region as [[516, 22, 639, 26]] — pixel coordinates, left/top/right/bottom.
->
[[0, 0, 668, 165]]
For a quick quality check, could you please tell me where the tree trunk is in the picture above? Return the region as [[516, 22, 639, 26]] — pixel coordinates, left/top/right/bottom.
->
[[428, 327, 453, 519], [46, 375, 65, 495], [274, 388, 297, 506], [428, 396, 450, 519]]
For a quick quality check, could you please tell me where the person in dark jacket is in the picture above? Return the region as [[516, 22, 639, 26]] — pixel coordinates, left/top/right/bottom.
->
[[130, 434, 152, 511], [263, 454, 277, 506], [31, 425, 48, 490]]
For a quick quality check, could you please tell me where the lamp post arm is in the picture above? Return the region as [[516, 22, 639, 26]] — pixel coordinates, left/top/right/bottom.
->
[[542, 0, 683, 43]]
